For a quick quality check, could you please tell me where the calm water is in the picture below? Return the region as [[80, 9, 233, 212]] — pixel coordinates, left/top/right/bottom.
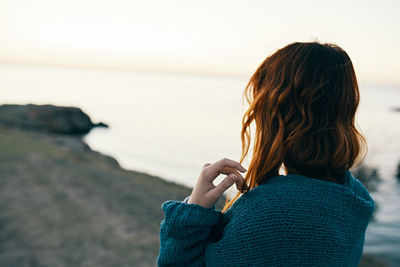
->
[[1, 63, 399, 265]]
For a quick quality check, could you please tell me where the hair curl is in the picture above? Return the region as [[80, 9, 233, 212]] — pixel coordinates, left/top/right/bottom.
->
[[222, 42, 366, 213]]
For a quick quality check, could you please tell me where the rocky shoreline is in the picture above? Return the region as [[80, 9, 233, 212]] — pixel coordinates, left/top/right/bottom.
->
[[0, 104, 388, 266], [0, 104, 193, 266], [0, 104, 108, 135]]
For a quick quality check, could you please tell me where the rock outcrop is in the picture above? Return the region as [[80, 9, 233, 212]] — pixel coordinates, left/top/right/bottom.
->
[[0, 104, 108, 135]]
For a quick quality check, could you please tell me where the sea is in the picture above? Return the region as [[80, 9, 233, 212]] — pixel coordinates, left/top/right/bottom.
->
[[1, 63, 399, 265]]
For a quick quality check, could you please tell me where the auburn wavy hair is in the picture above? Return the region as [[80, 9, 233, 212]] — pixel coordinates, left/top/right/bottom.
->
[[222, 42, 366, 213]]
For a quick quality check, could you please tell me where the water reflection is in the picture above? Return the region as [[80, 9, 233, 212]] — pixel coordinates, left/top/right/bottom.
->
[[352, 163, 382, 193]]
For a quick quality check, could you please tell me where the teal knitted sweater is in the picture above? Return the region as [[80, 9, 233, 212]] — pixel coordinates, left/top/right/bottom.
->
[[157, 171, 374, 266]]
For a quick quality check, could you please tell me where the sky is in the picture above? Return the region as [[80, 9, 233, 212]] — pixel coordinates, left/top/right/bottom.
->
[[0, 0, 399, 84]]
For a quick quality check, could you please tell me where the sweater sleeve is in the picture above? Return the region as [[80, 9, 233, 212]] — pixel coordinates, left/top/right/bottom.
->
[[157, 199, 222, 267]]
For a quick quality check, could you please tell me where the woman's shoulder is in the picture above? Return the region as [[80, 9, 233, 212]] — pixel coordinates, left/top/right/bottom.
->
[[224, 175, 309, 217], [230, 174, 330, 206], [226, 170, 374, 216]]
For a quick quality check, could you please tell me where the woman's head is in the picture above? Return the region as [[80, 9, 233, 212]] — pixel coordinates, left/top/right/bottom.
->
[[222, 42, 366, 212]]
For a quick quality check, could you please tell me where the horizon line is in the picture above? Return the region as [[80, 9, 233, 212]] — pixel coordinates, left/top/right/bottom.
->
[[0, 59, 399, 88], [0, 59, 250, 81]]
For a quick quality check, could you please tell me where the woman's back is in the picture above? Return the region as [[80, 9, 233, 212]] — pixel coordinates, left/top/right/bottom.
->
[[158, 171, 374, 266]]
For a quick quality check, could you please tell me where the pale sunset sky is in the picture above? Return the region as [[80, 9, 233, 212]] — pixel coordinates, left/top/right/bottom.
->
[[0, 0, 399, 84]]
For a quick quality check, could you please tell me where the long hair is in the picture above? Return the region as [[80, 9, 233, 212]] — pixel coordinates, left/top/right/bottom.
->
[[222, 42, 366, 213]]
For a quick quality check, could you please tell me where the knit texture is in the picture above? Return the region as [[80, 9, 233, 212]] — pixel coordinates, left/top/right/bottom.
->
[[157, 171, 374, 266]]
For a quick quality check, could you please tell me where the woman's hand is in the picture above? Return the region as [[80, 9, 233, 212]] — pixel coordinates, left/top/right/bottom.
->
[[187, 158, 248, 209]]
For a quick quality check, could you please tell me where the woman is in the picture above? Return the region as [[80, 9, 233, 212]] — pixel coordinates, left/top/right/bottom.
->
[[157, 42, 374, 266]]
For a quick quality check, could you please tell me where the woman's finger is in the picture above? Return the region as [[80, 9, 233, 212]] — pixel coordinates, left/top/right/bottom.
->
[[202, 163, 212, 168], [204, 158, 246, 182], [214, 158, 247, 173], [216, 167, 250, 193], [201, 158, 246, 185], [220, 166, 244, 179], [209, 173, 245, 197]]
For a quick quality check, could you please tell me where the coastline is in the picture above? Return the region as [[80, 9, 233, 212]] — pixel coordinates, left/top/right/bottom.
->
[[0, 104, 193, 266]]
